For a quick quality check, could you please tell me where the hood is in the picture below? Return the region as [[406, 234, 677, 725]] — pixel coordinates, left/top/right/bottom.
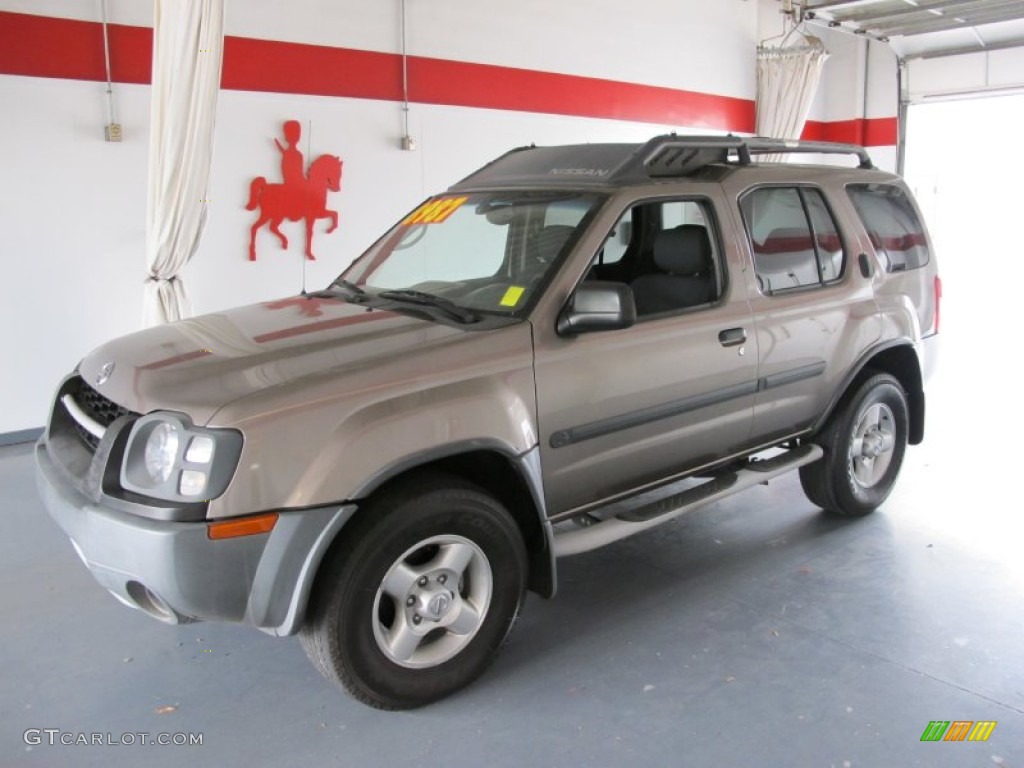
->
[[79, 296, 469, 425]]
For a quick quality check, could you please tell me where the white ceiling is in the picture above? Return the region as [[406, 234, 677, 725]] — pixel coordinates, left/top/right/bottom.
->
[[797, 0, 1024, 59]]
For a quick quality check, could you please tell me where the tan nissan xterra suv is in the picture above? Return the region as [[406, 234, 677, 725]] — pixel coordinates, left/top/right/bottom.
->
[[36, 135, 940, 709]]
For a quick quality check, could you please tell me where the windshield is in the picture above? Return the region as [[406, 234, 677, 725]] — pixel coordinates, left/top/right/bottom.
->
[[340, 192, 603, 315]]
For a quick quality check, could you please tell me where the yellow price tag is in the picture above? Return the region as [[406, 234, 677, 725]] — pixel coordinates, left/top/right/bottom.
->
[[500, 286, 525, 307], [402, 196, 468, 225]]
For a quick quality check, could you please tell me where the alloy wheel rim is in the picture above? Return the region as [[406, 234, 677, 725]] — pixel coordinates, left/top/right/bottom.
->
[[372, 534, 493, 669], [849, 402, 896, 489]]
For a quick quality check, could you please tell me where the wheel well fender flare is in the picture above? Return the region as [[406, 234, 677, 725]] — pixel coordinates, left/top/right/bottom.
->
[[348, 440, 557, 598], [813, 340, 925, 444]]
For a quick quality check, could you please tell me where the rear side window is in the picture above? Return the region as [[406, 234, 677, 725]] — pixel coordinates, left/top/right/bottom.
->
[[739, 187, 846, 293], [847, 183, 930, 272]]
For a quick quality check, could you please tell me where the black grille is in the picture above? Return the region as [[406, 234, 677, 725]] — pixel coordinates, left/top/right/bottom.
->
[[68, 379, 135, 451]]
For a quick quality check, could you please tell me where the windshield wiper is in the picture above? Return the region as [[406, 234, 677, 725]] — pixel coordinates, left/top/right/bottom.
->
[[313, 278, 368, 302], [376, 289, 479, 324]]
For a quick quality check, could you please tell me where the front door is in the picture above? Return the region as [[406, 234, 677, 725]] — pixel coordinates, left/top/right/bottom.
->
[[533, 193, 757, 516]]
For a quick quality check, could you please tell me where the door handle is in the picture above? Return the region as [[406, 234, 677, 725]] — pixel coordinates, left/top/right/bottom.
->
[[718, 327, 746, 347], [858, 252, 873, 278]]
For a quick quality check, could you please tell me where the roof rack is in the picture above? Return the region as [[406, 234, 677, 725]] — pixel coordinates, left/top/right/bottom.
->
[[639, 135, 875, 174], [449, 134, 877, 191]]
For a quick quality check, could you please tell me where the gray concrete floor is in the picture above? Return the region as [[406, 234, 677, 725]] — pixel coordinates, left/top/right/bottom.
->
[[2, 363, 1022, 767]]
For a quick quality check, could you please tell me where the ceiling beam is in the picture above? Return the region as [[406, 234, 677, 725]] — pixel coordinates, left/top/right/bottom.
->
[[871, 6, 1024, 36], [800, 0, 889, 10], [901, 35, 1024, 59], [827, 0, 997, 24]]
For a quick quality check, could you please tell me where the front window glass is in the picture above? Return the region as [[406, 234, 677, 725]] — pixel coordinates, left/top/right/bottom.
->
[[342, 192, 602, 315], [589, 198, 722, 317]]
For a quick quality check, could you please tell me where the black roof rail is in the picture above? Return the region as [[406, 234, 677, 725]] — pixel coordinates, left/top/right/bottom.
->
[[741, 137, 875, 169]]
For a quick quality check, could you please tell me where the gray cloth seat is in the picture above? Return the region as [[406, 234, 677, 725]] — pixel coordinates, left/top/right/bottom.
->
[[631, 225, 714, 315]]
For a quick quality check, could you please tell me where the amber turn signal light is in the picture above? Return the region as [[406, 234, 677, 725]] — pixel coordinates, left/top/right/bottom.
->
[[207, 512, 279, 540]]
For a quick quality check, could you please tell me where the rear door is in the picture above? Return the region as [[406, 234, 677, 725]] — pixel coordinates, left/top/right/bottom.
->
[[728, 182, 880, 443]]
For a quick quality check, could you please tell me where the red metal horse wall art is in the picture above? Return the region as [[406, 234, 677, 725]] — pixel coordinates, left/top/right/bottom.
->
[[246, 120, 343, 261]]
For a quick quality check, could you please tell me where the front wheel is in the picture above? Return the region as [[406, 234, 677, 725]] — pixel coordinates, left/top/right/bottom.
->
[[300, 474, 527, 709], [800, 372, 909, 517]]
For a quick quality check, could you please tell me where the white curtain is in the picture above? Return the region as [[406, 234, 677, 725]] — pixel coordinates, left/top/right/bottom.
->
[[143, 0, 225, 327], [756, 42, 829, 141]]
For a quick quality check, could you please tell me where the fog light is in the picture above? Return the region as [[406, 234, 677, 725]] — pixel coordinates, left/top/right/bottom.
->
[[179, 469, 208, 497]]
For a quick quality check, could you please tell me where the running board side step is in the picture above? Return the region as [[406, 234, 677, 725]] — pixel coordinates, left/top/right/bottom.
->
[[552, 444, 823, 557]]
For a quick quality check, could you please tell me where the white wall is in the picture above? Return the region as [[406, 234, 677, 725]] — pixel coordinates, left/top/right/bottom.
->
[[0, 75, 150, 435], [808, 30, 898, 123], [0, 0, 885, 435], [2, 0, 758, 97], [814, 30, 899, 171]]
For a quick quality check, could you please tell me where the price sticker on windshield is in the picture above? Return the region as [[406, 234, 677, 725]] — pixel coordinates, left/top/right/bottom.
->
[[500, 286, 526, 308], [402, 196, 468, 226]]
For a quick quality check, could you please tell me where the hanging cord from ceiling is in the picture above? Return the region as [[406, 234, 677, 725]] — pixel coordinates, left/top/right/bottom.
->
[[400, 0, 416, 150], [100, 0, 121, 141]]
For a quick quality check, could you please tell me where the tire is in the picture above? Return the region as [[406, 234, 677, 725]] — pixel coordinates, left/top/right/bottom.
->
[[799, 372, 909, 517], [300, 473, 527, 710]]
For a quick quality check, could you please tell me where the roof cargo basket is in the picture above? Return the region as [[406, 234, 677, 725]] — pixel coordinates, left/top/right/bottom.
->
[[449, 134, 876, 191], [639, 135, 875, 174]]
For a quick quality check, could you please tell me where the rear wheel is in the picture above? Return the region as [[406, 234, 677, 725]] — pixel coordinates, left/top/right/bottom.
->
[[800, 372, 909, 517], [300, 473, 527, 709]]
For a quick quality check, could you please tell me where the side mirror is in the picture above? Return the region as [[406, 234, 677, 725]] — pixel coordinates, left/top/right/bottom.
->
[[557, 281, 637, 336]]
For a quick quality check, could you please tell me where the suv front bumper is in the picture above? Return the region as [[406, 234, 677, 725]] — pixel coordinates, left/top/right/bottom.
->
[[35, 439, 355, 636]]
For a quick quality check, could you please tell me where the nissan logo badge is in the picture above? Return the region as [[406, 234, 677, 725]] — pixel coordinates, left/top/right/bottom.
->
[[95, 361, 115, 386]]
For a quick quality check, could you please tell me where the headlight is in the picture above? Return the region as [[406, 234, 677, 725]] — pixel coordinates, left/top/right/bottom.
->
[[121, 413, 243, 503], [144, 422, 179, 484]]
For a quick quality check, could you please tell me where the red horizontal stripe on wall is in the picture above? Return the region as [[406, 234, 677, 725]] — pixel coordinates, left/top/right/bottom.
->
[[802, 117, 897, 146], [863, 117, 898, 147], [411, 56, 754, 130], [800, 121, 827, 141], [0, 12, 150, 83], [223, 40, 754, 130], [0, 10, 753, 131], [0, 11, 894, 145], [223, 36, 404, 101]]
